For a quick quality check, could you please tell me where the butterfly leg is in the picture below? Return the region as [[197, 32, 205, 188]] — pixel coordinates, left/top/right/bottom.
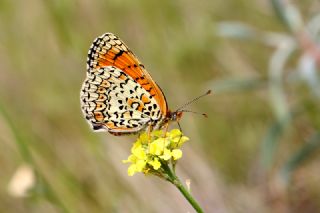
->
[[160, 122, 169, 155], [177, 121, 183, 142], [147, 123, 153, 143], [162, 122, 169, 138]]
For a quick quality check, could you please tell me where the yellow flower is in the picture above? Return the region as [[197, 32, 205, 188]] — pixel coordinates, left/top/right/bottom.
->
[[148, 158, 161, 170], [138, 133, 149, 144], [159, 148, 171, 160], [127, 164, 137, 176], [171, 149, 182, 160], [132, 144, 147, 160], [169, 129, 181, 138], [136, 159, 147, 171], [122, 154, 136, 164], [149, 138, 169, 155], [123, 129, 189, 176]]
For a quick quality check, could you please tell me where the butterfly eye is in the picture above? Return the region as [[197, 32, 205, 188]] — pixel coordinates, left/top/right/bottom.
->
[[171, 113, 177, 121]]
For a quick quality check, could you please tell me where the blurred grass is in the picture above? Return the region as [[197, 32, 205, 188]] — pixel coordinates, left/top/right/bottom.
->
[[1, 0, 320, 212]]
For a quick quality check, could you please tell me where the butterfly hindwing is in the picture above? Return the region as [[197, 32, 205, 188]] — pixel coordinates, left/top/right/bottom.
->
[[80, 66, 163, 135]]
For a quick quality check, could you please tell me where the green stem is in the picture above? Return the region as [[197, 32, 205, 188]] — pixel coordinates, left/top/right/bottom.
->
[[162, 163, 204, 213]]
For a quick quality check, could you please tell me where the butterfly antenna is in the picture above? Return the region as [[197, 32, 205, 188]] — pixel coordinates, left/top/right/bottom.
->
[[176, 90, 212, 112], [180, 110, 208, 118]]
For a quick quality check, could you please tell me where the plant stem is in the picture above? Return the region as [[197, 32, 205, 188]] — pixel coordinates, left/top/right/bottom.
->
[[162, 163, 204, 213], [173, 176, 204, 213]]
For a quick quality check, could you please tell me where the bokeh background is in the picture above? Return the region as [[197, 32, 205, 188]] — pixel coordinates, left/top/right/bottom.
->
[[1, 0, 320, 212]]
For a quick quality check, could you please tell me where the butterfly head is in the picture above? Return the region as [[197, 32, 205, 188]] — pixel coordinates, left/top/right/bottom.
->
[[167, 110, 183, 122]]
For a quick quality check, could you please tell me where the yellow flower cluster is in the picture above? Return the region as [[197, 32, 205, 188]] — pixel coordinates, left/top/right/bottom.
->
[[123, 129, 189, 176]]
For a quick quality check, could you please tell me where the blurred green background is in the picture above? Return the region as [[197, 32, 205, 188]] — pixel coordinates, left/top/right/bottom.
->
[[1, 0, 320, 212]]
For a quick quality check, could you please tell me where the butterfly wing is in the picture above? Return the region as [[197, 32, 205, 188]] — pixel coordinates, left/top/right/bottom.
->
[[81, 66, 166, 134], [87, 33, 168, 116], [81, 34, 168, 135]]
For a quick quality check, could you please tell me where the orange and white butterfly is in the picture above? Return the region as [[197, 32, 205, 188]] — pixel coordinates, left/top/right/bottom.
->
[[80, 33, 209, 135], [80, 33, 178, 135]]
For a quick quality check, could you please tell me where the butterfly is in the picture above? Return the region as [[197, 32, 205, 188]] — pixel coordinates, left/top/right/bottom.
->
[[80, 33, 178, 135], [80, 33, 210, 135]]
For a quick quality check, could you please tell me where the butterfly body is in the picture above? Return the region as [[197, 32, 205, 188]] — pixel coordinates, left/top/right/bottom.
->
[[80, 33, 178, 135]]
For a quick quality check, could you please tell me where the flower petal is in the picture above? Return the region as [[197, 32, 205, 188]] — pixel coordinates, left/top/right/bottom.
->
[[139, 133, 149, 144], [172, 149, 182, 160], [148, 158, 161, 170], [159, 148, 172, 161], [128, 164, 137, 176], [169, 129, 182, 139]]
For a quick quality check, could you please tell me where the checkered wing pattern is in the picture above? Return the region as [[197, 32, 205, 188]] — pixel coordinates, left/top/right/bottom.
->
[[81, 33, 168, 135]]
